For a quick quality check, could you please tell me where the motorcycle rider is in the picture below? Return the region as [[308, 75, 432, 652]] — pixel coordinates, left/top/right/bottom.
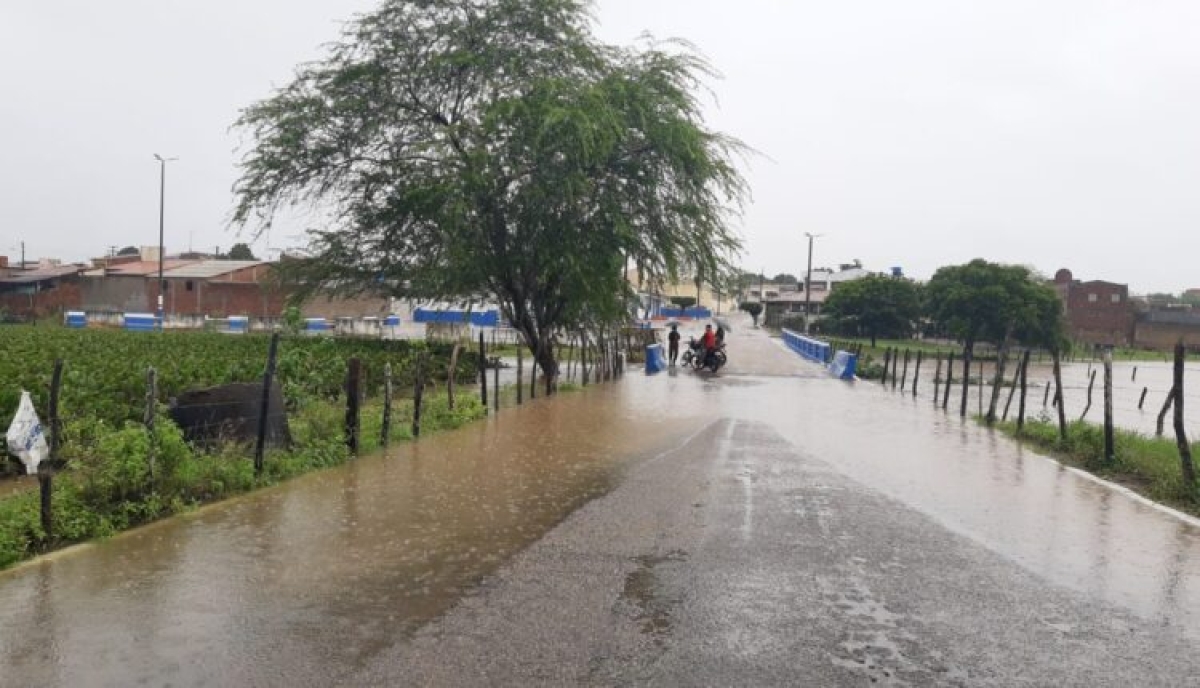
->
[[699, 323, 717, 368]]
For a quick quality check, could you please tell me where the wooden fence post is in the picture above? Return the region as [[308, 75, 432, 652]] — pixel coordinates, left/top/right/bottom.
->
[[565, 335, 576, 382], [977, 358, 984, 417], [1172, 341, 1196, 486], [479, 332, 488, 412], [1103, 348, 1114, 465], [959, 348, 971, 417], [1017, 349, 1030, 432], [1157, 386, 1175, 437], [345, 357, 362, 455], [987, 336, 1011, 425], [381, 363, 393, 447], [899, 350, 909, 392], [145, 366, 157, 480], [40, 359, 64, 540], [1001, 351, 1022, 421], [254, 332, 280, 477], [413, 355, 425, 438], [882, 348, 891, 386], [493, 358, 500, 412], [932, 355, 941, 404], [912, 350, 923, 398], [530, 352, 538, 399], [576, 331, 585, 386], [943, 352, 955, 410], [1079, 369, 1097, 421], [516, 346, 524, 404], [1138, 387, 1148, 410], [1052, 348, 1067, 441], [447, 341, 461, 410]]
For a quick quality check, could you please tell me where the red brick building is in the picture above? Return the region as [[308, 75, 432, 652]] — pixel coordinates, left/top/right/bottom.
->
[[155, 261, 287, 318], [1051, 268, 1135, 346]]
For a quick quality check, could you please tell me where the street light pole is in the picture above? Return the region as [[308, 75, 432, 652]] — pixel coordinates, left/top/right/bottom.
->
[[153, 154, 177, 329], [803, 232, 823, 335]]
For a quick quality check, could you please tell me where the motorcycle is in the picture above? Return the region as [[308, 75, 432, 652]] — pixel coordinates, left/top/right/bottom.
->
[[682, 338, 726, 372]]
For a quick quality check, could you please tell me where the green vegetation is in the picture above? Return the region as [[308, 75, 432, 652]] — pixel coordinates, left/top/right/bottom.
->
[[821, 275, 923, 347], [995, 418, 1199, 517], [0, 326, 478, 428], [739, 301, 763, 327], [1, 327, 486, 569], [232, 0, 747, 391]]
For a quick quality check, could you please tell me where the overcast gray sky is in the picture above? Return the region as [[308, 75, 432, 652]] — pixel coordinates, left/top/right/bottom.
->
[[3, 1, 1199, 293]]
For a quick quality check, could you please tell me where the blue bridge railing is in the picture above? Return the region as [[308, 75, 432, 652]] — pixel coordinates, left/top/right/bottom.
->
[[781, 329, 857, 380]]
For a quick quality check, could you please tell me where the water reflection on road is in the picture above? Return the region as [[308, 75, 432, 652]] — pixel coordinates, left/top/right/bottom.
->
[[1, 334, 1198, 685]]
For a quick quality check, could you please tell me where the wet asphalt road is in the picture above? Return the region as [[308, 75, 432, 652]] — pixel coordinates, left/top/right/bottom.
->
[[3, 318, 1199, 686], [356, 419, 1196, 686], [352, 323, 1199, 686]]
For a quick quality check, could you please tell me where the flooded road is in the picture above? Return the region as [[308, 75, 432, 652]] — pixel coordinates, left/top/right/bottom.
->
[[2, 319, 1199, 685]]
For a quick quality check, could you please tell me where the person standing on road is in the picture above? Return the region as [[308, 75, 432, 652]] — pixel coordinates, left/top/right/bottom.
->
[[667, 324, 681, 366]]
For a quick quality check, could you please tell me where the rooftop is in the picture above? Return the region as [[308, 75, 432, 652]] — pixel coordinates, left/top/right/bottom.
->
[[162, 260, 267, 279], [0, 265, 85, 285]]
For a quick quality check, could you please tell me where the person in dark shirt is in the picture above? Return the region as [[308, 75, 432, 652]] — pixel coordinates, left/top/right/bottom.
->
[[667, 324, 681, 366]]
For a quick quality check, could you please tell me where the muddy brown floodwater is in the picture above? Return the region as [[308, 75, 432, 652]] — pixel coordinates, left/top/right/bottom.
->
[[1, 322, 1198, 686]]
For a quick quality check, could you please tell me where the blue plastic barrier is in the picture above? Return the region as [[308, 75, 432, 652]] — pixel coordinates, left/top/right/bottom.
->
[[124, 313, 157, 332], [228, 316, 249, 333], [645, 343, 666, 374], [65, 311, 86, 328], [659, 306, 713, 320], [384, 314, 401, 327], [412, 308, 500, 327], [829, 350, 858, 380], [304, 317, 330, 332]]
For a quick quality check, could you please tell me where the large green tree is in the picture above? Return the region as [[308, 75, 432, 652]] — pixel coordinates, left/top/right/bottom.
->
[[231, 0, 745, 391], [821, 274, 922, 347], [925, 259, 1063, 417]]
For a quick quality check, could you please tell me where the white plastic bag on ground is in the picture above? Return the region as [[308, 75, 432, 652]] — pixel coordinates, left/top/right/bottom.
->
[[6, 391, 49, 475]]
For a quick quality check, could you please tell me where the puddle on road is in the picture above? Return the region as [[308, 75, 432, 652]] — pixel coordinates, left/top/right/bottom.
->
[[0, 381, 706, 687], [621, 550, 688, 644]]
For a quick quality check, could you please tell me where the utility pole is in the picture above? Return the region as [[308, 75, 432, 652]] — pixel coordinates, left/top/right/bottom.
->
[[803, 232, 823, 335], [153, 154, 178, 329]]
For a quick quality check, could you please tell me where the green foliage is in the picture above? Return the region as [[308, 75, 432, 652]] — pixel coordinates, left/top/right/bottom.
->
[[925, 259, 1064, 351], [225, 242, 257, 260], [822, 275, 923, 345], [669, 296, 697, 309], [738, 301, 762, 326], [738, 301, 763, 317], [0, 327, 478, 426], [231, 0, 747, 375]]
